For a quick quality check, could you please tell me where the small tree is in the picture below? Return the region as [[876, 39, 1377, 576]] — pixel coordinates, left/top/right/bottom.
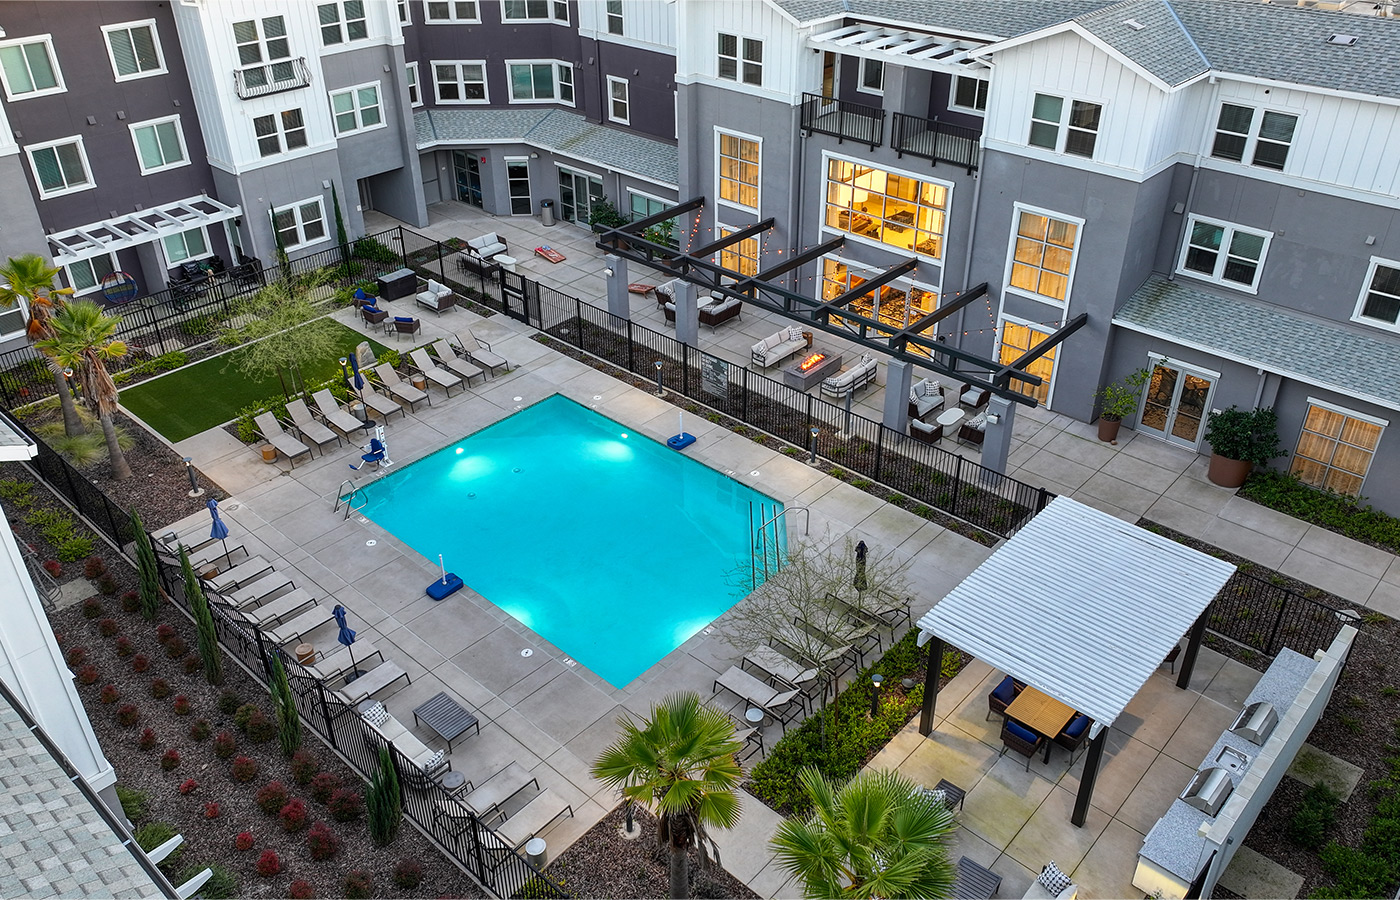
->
[[366, 747, 402, 846], [130, 509, 161, 623], [180, 546, 223, 685], [268, 654, 302, 757], [331, 183, 349, 262], [0, 254, 82, 437], [219, 274, 338, 398], [271, 207, 291, 275], [34, 300, 131, 479]]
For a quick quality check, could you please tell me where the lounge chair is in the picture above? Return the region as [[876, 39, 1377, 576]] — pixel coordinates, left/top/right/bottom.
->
[[742, 644, 818, 693], [236, 587, 316, 628], [157, 540, 246, 573], [495, 789, 573, 850], [334, 659, 410, 703], [712, 666, 803, 732], [254, 412, 313, 467], [286, 398, 342, 454], [409, 348, 463, 396], [453, 332, 507, 375], [263, 605, 335, 646], [375, 364, 429, 411], [360, 384, 405, 422], [202, 557, 273, 593], [218, 572, 294, 610], [304, 640, 383, 680], [156, 528, 215, 555], [460, 762, 538, 818], [430, 340, 484, 384], [389, 315, 422, 340], [312, 389, 369, 438]]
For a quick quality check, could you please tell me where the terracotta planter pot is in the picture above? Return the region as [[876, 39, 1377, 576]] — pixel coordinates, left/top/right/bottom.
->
[[1097, 416, 1122, 443], [1208, 453, 1253, 488]]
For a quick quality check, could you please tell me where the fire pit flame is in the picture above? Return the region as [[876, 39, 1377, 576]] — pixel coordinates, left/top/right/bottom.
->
[[798, 352, 827, 372]]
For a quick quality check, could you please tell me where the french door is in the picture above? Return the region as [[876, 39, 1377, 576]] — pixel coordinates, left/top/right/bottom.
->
[[557, 167, 603, 224], [453, 151, 483, 207], [1138, 360, 1216, 449]]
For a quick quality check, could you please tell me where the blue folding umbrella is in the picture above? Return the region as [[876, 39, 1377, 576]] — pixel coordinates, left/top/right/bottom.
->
[[207, 499, 232, 569], [333, 604, 361, 681]]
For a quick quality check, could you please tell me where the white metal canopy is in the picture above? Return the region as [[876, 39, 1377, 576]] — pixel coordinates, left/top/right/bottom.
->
[[808, 23, 990, 74], [917, 496, 1235, 728], [46, 195, 241, 267]]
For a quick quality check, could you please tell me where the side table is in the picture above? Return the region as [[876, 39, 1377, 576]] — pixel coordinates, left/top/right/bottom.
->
[[440, 770, 468, 795], [934, 778, 966, 811]]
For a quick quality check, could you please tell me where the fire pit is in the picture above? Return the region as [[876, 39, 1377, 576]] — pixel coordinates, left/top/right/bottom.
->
[[783, 349, 843, 391]]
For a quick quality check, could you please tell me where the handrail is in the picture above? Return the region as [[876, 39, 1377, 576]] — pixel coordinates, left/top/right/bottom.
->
[[761, 505, 810, 537], [332, 480, 355, 515], [801, 92, 885, 149]]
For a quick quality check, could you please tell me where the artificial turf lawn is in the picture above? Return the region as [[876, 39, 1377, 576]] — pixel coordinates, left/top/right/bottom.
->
[[120, 320, 390, 442]]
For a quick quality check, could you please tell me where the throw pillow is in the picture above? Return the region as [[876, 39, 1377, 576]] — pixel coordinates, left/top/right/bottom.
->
[[395, 316, 414, 323], [787, 326, 802, 342], [361, 702, 388, 727], [1038, 861, 1071, 895], [423, 749, 446, 771]]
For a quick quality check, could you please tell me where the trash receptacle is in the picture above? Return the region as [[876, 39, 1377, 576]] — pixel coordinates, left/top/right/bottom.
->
[[540, 199, 555, 226], [525, 837, 547, 868]]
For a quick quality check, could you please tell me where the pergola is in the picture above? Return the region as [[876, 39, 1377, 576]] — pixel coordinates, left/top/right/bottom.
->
[[914, 497, 1236, 825], [46, 195, 242, 267]]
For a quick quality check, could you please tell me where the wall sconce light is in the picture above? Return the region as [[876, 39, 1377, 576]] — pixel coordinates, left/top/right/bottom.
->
[[529, 151, 539, 159], [603, 267, 614, 277]]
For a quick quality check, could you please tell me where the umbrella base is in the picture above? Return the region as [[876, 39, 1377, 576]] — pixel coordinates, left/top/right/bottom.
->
[[427, 573, 464, 600], [343, 669, 367, 683]]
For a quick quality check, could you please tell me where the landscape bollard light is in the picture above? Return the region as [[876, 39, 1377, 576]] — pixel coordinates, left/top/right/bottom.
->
[[808, 425, 819, 464], [654, 359, 664, 396], [184, 457, 204, 498], [870, 673, 884, 718]]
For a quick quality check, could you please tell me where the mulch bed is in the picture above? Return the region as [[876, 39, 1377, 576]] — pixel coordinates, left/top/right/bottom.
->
[[544, 804, 758, 900]]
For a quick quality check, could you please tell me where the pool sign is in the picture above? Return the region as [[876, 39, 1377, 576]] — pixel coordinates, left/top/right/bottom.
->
[[701, 357, 729, 397]]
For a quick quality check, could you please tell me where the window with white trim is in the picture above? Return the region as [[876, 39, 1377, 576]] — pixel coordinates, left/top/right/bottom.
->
[[130, 116, 188, 174], [25, 137, 92, 198], [330, 83, 382, 134], [607, 76, 629, 124], [233, 16, 292, 88], [998, 318, 1057, 405], [1028, 93, 1101, 158], [507, 61, 573, 104], [716, 225, 759, 278], [606, 0, 624, 35], [406, 62, 421, 106], [253, 109, 307, 157], [859, 58, 883, 94], [717, 130, 759, 211], [425, 1, 479, 22], [64, 254, 117, 297], [1353, 258, 1400, 330], [718, 33, 761, 86], [1211, 103, 1297, 171], [0, 35, 63, 99], [433, 61, 486, 103], [0, 299, 25, 338], [629, 192, 668, 220], [1177, 216, 1270, 291], [162, 227, 209, 265], [950, 75, 987, 113], [502, 0, 568, 22], [824, 157, 948, 259], [103, 21, 165, 81], [821, 257, 937, 330], [397, 0, 412, 24], [1007, 206, 1080, 304], [318, 1, 368, 46], [1291, 401, 1385, 496], [272, 198, 328, 250]]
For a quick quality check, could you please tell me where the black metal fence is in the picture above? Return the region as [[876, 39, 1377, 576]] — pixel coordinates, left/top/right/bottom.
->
[[1206, 569, 1354, 659], [6, 411, 135, 548]]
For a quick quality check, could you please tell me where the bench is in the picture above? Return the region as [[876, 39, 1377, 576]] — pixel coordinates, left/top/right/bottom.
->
[[359, 701, 448, 789]]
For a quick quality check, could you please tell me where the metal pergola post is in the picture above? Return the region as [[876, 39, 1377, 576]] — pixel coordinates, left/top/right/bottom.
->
[[1072, 727, 1109, 827], [918, 636, 943, 736]]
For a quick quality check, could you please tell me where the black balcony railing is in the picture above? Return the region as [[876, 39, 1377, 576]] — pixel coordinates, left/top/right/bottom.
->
[[234, 57, 312, 99], [892, 113, 981, 173], [801, 93, 885, 149]]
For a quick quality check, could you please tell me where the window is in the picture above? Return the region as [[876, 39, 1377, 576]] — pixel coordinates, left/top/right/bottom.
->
[[64, 255, 116, 297], [950, 75, 988, 113], [717, 130, 759, 210], [26, 137, 92, 198], [425, 1, 479, 22], [233, 16, 293, 88], [318, 1, 368, 46], [1291, 401, 1385, 496], [406, 62, 421, 106], [103, 21, 165, 81], [606, 0, 624, 35], [820, 258, 937, 329], [129, 116, 188, 174], [998, 318, 1056, 404], [502, 0, 568, 22], [1028, 93, 1101, 157], [607, 76, 629, 124], [859, 58, 883, 94], [824, 158, 948, 259], [433, 61, 487, 103], [1177, 216, 1270, 291], [1007, 207, 1080, 304], [717, 225, 759, 278], [0, 36, 63, 99], [0, 301, 25, 338], [1353, 258, 1400, 330], [507, 61, 573, 104], [1211, 103, 1297, 171], [253, 109, 308, 157], [718, 33, 762, 86], [162, 227, 209, 265], [330, 83, 382, 134], [272, 198, 328, 250], [397, 0, 412, 24]]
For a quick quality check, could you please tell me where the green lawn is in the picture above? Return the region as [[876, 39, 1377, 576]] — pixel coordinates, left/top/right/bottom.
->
[[121, 320, 389, 442]]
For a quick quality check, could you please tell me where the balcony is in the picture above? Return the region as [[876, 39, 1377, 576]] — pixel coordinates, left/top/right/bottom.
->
[[892, 113, 980, 174], [234, 57, 312, 100], [800, 93, 885, 149]]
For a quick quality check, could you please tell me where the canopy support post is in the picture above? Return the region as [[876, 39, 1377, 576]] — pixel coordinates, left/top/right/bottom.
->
[[1072, 726, 1108, 827], [918, 635, 943, 736], [1177, 609, 1209, 690]]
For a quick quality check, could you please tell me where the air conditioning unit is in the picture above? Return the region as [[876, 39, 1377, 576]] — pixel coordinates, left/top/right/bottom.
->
[[1180, 767, 1234, 817], [1231, 701, 1279, 746]]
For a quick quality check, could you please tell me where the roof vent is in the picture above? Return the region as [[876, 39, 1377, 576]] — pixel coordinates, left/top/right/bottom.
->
[[1123, 18, 1146, 30], [1326, 33, 1358, 46]]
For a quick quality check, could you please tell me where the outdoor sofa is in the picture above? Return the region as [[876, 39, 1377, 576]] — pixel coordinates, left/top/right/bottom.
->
[[751, 326, 808, 368], [466, 232, 508, 260], [819, 354, 878, 399], [359, 701, 448, 788]]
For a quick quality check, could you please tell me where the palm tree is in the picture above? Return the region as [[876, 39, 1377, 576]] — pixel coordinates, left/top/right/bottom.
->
[[592, 692, 744, 900], [771, 766, 959, 900], [0, 254, 81, 436], [34, 300, 131, 479]]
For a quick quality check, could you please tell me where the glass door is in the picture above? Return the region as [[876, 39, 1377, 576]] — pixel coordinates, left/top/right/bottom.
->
[[557, 167, 603, 224], [453, 151, 483, 207], [1139, 361, 1215, 449], [506, 160, 531, 215]]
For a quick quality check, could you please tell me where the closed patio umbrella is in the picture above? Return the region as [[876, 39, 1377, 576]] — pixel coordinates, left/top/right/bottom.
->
[[855, 540, 868, 593], [207, 499, 232, 569], [333, 604, 362, 681]]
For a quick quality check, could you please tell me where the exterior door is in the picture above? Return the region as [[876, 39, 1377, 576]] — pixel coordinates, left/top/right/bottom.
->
[[506, 160, 531, 215], [453, 151, 483, 207], [556, 168, 602, 224], [1138, 361, 1215, 449]]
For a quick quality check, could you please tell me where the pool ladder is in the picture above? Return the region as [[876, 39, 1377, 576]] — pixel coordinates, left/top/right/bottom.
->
[[749, 502, 809, 588], [333, 480, 369, 520]]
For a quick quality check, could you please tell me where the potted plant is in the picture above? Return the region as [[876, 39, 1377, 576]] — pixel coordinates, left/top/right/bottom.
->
[[1204, 406, 1285, 487], [1092, 368, 1150, 443]]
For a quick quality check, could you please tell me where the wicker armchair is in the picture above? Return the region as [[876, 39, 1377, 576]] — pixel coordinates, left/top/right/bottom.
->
[[1054, 713, 1092, 763], [1000, 720, 1043, 771], [986, 674, 1020, 721]]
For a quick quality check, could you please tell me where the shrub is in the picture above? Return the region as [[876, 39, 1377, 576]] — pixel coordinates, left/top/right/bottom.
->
[[172, 695, 191, 716], [64, 646, 87, 667], [155, 624, 176, 645], [114, 636, 135, 657], [279, 799, 309, 833], [231, 755, 260, 783], [1289, 783, 1342, 849], [165, 636, 188, 659], [150, 678, 172, 700], [76, 664, 98, 685], [183, 655, 201, 675], [178, 779, 198, 795], [97, 573, 119, 596], [191, 864, 238, 900], [117, 785, 149, 822], [393, 858, 423, 889], [327, 788, 362, 823], [42, 559, 61, 577], [218, 691, 242, 715], [189, 719, 211, 741], [342, 870, 373, 900], [288, 879, 315, 899], [256, 849, 281, 877], [100, 684, 119, 704], [84, 556, 107, 579], [134, 822, 179, 857], [233, 703, 260, 732], [213, 731, 237, 759], [131, 654, 150, 673], [367, 748, 401, 846], [57, 535, 94, 562], [256, 781, 291, 816], [204, 802, 220, 819], [160, 749, 180, 771], [116, 704, 139, 727], [82, 597, 103, 619], [137, 728, 157, 750], [98, 617, 120, 637], [246, 709, 277, 744], [121, 591, 140, 614], [308, 772, 340, 804], [290, 750, 319, 786], [234, 832, 255, 852], [306, 822, 341, 861]]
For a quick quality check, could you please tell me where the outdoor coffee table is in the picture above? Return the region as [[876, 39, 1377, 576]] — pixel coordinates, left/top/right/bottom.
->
[[936, 407, 966, 432], [1005, 686, 1074, 762], [412, 692, 480, 751]]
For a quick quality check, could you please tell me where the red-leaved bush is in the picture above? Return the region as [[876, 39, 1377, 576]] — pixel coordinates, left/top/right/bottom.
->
[[160, 749, 180, 771], [98, 617, 120, 637], [257, 849, 281, 877], [234, 831, 255, 852], [149, 677, 171, 700], [393, 858, 424, 889], [306, 822, 341, 861], [136, 727, 156, 750], [76, 665, 98, 685], [121, 590, 140, 613], [189, 719, 211, 741], [256, 781, 290, 816], [114, 636, 135, 658], [288, 879, 315, 899], [231, 755, 260, 783], [172, 695, 191, 715], [131, 654, 150, 674], [279, 798, 308, 833], [178, 778, 198, 795], [290, 750, 319, 786], [204, 802, 220, 819], [212, 731, 237, 759], [42, 559, 61, 577], [99, 684, 119, 704], [327, 788, 363, 823], [64, 646, 87, 667], [116, 704, 139, 727], [155, 623, 175, 645], [308, 772, 340, 804]]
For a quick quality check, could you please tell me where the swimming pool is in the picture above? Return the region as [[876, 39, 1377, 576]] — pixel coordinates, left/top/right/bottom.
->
[[355, 394, 783, 688]]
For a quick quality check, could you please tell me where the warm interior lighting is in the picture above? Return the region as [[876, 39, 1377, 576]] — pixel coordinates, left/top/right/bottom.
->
[[798, 352, 827, 371]]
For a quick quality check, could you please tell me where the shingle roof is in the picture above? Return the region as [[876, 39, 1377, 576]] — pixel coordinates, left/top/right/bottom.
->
[[1073, 0, 1209, 86], [773, 0, 1108, 39], [1114, 274, 1400, 412], [415, 109, 679, 186]]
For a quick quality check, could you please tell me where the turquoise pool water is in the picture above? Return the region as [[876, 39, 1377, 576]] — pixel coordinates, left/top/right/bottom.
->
[[356, 394, 783, 688]]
